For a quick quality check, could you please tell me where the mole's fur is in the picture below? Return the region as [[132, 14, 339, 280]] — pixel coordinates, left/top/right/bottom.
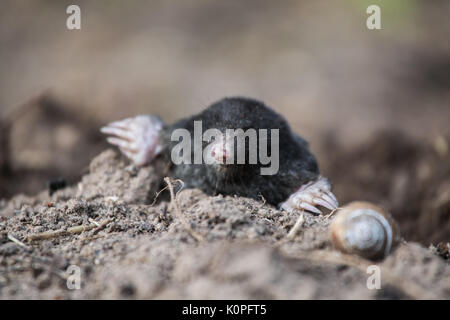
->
[[159, 97, 320, 205]]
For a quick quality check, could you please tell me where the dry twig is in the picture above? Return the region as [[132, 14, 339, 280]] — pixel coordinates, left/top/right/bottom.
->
[[149, 185, 169, 206], [93, 218, 113, 235], [325, 207, 341, 219], [26, 219, 111, 242], [287, 212, 305, 240], [258, 193, 267, 207], [164, 177, 204, 242], [7, 234, 28, 248]]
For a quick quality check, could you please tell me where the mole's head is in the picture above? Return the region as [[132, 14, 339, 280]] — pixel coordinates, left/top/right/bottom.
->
[[192, 97, 288, 179]]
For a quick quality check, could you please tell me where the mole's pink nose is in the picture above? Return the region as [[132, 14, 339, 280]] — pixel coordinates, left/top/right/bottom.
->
[[211, 144, 229, 163]]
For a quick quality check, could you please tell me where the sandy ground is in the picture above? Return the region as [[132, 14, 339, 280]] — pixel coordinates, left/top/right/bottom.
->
[[0, 149, 448, 299]]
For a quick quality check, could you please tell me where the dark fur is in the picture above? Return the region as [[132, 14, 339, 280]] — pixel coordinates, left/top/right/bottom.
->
[[160, 97, 319, 205]]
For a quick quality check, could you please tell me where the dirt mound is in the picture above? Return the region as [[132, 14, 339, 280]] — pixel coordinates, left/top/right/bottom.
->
[[0, 150, 448, 299]]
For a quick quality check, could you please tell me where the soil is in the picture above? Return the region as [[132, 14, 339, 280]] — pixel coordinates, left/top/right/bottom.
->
[[0, 149, 449, 299]]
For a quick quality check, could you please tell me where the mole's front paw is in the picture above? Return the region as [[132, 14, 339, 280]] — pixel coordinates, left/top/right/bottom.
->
[[280, 176, 338, 214], [101, 115, 164, 166]]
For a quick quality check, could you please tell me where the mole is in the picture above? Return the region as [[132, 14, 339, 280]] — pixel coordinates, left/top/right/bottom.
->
[[100, 97, 338, 214]]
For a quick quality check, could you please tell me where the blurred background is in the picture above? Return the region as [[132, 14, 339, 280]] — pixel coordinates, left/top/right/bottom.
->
[[0, 0, 449, 245]]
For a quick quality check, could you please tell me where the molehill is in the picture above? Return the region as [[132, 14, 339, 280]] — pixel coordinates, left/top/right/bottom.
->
[[0, 149, 448, 299]]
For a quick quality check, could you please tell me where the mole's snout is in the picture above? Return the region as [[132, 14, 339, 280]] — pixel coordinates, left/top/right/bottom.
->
[[210, 141, 231, 164]]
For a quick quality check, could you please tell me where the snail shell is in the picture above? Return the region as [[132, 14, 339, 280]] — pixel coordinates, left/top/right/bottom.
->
[[330, 201, 400, 260]]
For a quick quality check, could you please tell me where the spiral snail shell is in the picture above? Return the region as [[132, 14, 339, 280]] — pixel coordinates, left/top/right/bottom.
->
[[330, 201, 400, 260]]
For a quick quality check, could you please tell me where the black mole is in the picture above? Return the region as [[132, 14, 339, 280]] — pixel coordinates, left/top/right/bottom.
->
[[101, 97, 338, 214]]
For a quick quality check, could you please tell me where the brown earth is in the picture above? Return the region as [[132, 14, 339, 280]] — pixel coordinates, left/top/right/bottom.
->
[[0, 149, 448, 299]]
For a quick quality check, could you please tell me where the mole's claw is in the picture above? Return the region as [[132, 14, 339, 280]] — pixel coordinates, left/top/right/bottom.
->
[[328, 192, 339, 206], [102, 115, 165, 166], [279, 176, 338, 214], [100, 126, 133, 141], [321, 192, 339, 209], [313, 198, 335, 210], [107, 118, 133, 129], [299, 202, 322, 214]]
